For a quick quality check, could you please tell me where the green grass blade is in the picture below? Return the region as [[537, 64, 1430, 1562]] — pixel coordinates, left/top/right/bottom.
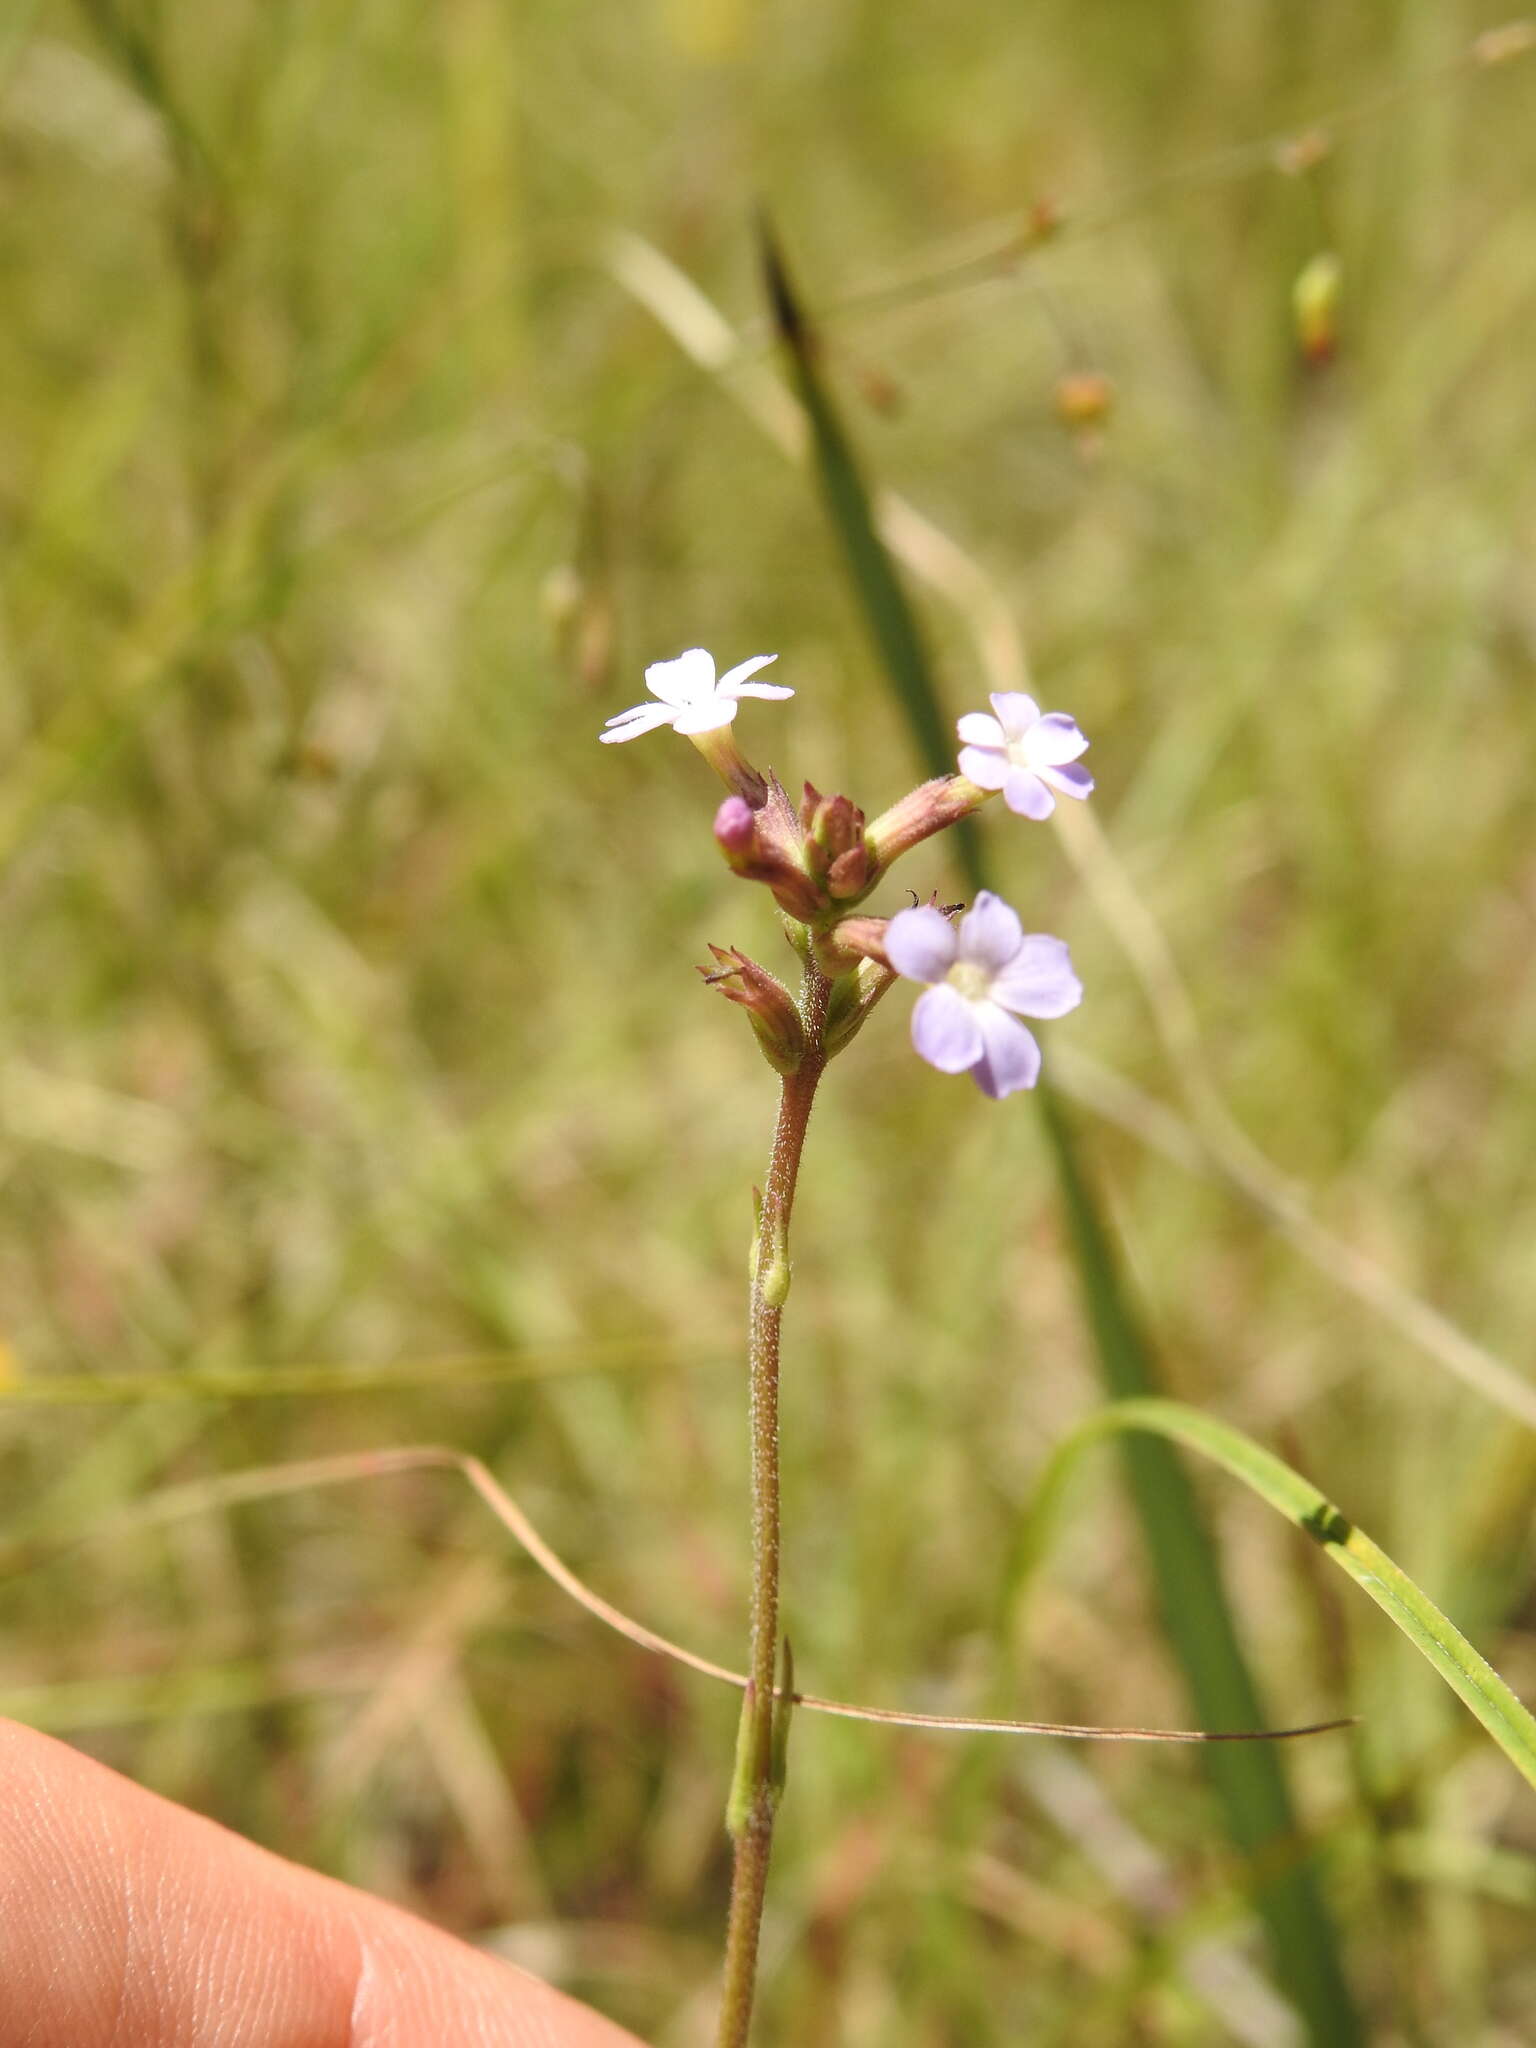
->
[[761, 216, 1362, 2045], [1039, 1087, 1360, 2041], [1043, 1398, 1536, 1790], [757, 218, 984, 891]]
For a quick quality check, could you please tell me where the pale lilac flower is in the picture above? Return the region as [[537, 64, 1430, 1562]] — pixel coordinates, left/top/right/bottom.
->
[[599, 648, 791, 744], [956, 692, 1093, 819], [885, 890, 1081, 1099]]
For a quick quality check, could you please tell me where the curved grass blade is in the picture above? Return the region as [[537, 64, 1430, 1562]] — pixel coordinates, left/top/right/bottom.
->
[[759, 214, 1361, 2045], [1036, 1398, 1536, 1790]]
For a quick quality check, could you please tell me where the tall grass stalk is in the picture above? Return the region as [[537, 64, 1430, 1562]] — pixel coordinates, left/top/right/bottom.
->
[[760, 218, 1362, 2044]]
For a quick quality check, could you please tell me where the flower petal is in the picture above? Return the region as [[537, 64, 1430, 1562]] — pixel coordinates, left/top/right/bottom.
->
[[970, 1007, 1041, 1098], [1040, 761, 1094, 800], [956, 745, 1007, 791], [671, 698, 739, 734], [599, 704, 677, 743], [957, 711, 1005, 748], [911, 984, 985, 1072], [1026, 713, 1090, 766], [717, 654, 786, 699], [988, 692, 1040, 738], [644, 648, 716, 708], [885, 904, 958, 983], [1002, 764, 1055, 818], [957, 890, 1023, 972], [990, 935, 1083, 1019], [604, 700, 672, 728]]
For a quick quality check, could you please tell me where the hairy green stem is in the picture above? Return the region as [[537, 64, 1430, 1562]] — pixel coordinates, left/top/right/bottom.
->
[[715, 963, 830, 2047]]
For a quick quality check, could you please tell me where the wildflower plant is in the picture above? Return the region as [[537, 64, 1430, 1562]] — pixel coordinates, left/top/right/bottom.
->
[[597, 635, 1536, 2040], [601, 648, 1090, 2041]]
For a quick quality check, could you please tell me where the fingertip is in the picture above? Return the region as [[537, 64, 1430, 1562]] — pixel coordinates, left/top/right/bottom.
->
[[0, 1720, 645, 2048]]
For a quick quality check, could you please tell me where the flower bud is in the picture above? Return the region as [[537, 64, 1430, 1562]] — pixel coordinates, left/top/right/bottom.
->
[[701, 945, 807, 1075], [1055, 370, 1114, 434], [826, 846, 870, 897], [817, 896, 960, 980], [1293, 251, 1341, 367], [823, 958, 901, 1059], [714, 795, 756, 853], [799, 784, 872, 900], [814, 914, 891, 975], [864, 774, 990, 876], [713, 788, 824, 920]]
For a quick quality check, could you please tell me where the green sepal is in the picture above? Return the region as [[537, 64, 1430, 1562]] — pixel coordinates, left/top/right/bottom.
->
[[725, 1683, 757, 1840]]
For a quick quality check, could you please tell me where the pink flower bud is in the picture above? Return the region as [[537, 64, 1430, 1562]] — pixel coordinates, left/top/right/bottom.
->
[[714, 795, 756, 853], [713, 776, 827, 921]]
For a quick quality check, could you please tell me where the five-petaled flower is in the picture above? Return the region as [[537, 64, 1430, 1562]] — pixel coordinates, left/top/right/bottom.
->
[[600, 648, 792, 744], [956, 693, 1093, 819], [886, 891, 1082, 1098]]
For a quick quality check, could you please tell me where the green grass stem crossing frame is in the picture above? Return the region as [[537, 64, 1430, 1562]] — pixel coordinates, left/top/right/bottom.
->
[[759, 217, 1363, 2047]]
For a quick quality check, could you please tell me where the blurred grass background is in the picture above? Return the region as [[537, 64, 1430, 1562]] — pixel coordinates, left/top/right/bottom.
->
[[4, 1, 1536, 2040]]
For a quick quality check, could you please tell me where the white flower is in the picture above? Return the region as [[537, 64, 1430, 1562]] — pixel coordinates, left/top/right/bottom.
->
[[599, 648, 792, 744], [885, 890, 1082, 1099], [956, 692, 1093, 819]]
